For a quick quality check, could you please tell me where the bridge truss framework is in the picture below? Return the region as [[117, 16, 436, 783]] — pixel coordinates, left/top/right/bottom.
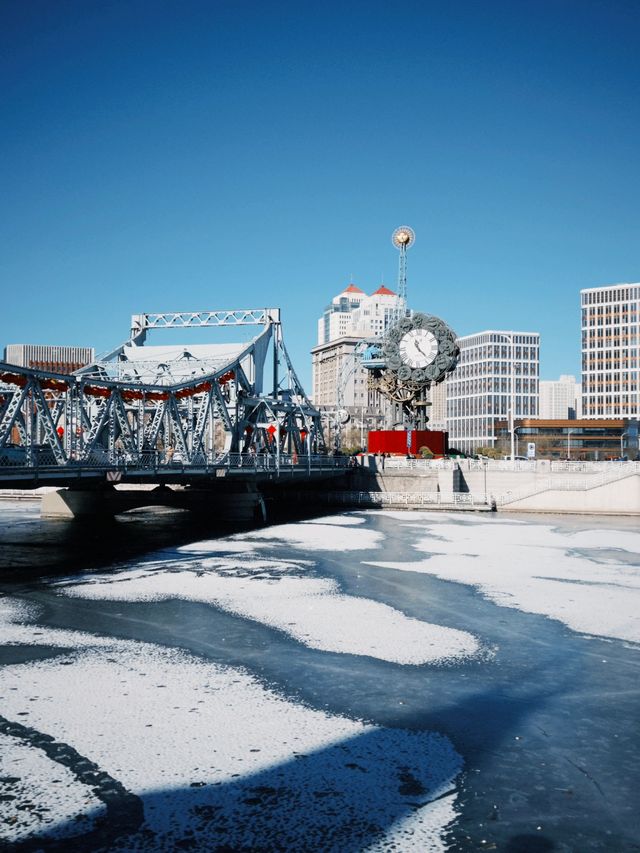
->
[[0, 308, 327, 480]]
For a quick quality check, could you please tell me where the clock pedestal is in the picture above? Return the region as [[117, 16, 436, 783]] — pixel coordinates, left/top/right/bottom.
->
[[367, 429, 448, 457]]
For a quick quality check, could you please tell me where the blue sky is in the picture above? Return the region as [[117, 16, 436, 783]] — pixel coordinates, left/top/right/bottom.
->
[[1, 0, 638, 388]]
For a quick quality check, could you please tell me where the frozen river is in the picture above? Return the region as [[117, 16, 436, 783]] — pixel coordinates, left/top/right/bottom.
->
[[0, 502, 639, 852]]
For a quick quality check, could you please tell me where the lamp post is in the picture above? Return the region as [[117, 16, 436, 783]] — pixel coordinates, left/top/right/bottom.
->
[[620, 431, 628, 460], [567, 428, 574, 461], [483, 459, 488, 504]]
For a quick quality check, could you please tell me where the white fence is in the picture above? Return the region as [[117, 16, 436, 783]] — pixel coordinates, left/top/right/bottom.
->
[[325, 491, 490, 508], [378, 457, 640, 474]]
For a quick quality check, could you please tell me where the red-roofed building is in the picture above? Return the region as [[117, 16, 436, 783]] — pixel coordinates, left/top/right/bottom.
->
[[371, 285, 396, 296], [313, 280, 404, 420], [316, 281, 402, 346]]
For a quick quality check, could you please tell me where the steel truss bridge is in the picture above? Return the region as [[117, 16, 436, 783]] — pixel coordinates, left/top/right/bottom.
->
[[0, 309, 348, 493]]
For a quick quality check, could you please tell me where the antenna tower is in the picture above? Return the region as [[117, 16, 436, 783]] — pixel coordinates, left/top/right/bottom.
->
[[391, 225, 415, 323]]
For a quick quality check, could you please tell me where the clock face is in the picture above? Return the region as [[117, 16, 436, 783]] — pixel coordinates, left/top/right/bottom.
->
[[399, 328, 438, 368]]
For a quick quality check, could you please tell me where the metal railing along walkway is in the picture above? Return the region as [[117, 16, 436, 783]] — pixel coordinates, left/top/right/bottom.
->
[[494, 464, 640, 506], [378, 457, 640, 474], [325, 491, 490, 509], [0, 451, 351, 481]]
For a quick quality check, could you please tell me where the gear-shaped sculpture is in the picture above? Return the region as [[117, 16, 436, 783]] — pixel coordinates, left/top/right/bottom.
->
[[383, 312, 458, 382], [369, 311, 459, 419]]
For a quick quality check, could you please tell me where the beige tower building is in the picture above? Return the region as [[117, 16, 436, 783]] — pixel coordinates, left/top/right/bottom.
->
[[312, 282, 402, 415]]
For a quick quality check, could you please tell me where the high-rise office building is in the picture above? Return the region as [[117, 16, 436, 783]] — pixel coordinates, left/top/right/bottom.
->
[[312, 282, 402, 419], [316, 282, 401, 346], [446, 330, 540, 453], [311, 335, 371, 410], [317, 284, 366, 345], [581, 283, 640, 419], [539, 375, 579, 420]]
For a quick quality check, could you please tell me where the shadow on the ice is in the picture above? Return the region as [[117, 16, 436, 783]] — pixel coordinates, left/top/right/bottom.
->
[[0, 501, 329, 582], [3, 672, 565, 853], [4, 726, 461, 852]]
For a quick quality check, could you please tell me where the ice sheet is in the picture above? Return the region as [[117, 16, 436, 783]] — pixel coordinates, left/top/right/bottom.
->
[[0, 732, 106, 842], [236, 520, 384, 550], [0, 595, 130, 650], [366, 518, 640, 643], [0, 646, 462, 851], [61, 563, 480, 665]]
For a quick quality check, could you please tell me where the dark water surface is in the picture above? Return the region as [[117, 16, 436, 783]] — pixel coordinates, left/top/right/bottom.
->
[[0, 501, 639, 852]]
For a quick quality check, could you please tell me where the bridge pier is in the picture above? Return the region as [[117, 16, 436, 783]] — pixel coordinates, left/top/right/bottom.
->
[[40, 484, 267, 523], [41, 488, 111, 519]]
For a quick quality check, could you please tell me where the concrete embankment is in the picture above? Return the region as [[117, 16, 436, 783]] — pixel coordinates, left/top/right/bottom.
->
[[4, 460, 640, 517], [337, 457, 640, 515]]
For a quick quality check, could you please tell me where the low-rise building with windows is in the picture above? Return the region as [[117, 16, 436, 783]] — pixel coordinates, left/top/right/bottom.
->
[[495, 418, 639, 461], [4, 344, 95, 375]]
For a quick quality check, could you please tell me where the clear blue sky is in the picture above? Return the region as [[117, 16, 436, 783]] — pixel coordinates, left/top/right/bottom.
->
[[1, 0, 638, 388]]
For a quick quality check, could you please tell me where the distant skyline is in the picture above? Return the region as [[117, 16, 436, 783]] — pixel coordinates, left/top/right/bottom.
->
[[1, 0, 638, 390]]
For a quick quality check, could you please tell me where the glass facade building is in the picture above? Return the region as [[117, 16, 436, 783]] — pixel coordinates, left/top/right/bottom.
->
[[495, 418, 638, 461]]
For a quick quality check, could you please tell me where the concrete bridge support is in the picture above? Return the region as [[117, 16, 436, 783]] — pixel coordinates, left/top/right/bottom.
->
[[41, 489, 111, 519], [41, 484, 267, 523]]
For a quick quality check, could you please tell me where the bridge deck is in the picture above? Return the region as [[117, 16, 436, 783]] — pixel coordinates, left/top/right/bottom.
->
[[0, 454, 352, 490]]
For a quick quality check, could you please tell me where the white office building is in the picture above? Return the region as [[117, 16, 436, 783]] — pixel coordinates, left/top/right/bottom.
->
[[317, 284, 366, 345], [447, 330, 540, 453], [581, 282, 640, 419], [539, 375, 579, 420], [316, 282, 401, 346], [312, 282, 403, 416]]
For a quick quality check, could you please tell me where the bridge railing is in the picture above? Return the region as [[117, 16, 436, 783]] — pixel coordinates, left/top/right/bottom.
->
[[0, 450, 352, 475]]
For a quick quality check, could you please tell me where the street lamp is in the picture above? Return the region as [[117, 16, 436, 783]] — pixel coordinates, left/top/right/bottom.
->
[[483, 459, 488, 504], [620, 431, 628, 460]]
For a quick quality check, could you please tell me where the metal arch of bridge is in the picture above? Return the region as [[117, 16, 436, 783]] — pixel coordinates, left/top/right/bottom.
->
[[0, 308, 328, 481]]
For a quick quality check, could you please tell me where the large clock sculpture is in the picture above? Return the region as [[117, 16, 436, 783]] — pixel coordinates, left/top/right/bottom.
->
[[362, 227, 460, 430], [372, 312, 459, 424]]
